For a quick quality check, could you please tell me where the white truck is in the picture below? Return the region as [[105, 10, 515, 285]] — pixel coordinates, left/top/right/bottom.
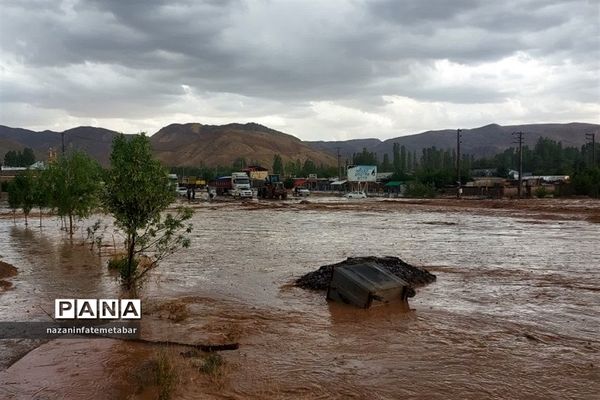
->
[[231, 172, 253, 199]]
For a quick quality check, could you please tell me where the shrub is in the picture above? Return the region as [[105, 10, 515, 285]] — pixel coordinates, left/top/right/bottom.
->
[[534, 186, 548, 198], [405, 182, 437, 198]]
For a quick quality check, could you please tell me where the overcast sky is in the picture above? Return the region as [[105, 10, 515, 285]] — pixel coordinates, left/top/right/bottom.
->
[[1, 0, 598, 140]]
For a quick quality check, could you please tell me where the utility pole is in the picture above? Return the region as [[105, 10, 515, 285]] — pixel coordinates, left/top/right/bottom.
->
[[512, 131, 524, 198], [585, 133, 596, 167], [456, 128, 462, 198], [61, 132, 65, 155], [336, 147, 341, 180]]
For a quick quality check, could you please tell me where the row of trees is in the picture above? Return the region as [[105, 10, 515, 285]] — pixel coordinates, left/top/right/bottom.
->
[[7, 135, 193, 290], [3, 147, 36, 167], [168, 135, 598, 196], [7, 152, 101, 232], [272, 155, 337, 178]]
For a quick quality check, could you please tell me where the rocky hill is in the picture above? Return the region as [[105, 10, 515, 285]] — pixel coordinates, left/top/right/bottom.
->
[[150, 123, 337, 167], [0, 123, 337, 167]]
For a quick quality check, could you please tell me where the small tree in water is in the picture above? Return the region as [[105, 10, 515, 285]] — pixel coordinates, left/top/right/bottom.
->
[[46, 151, 102, 235], [8, 170, 36, 226], [103, 134, 193, 290]]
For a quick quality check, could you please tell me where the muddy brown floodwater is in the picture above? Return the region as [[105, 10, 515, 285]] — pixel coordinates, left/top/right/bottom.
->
[[1, 197, 599, 399]]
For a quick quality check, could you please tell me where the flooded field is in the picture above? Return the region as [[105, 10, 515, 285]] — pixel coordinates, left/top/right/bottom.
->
[[1, 198, 599, 399]]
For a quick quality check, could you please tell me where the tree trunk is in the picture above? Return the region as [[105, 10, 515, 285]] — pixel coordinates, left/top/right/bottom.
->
[[24, 213, 28, 226], [39, 208, 42, 228], [68, 213, 73, 235], [126, 232, 136, 286]]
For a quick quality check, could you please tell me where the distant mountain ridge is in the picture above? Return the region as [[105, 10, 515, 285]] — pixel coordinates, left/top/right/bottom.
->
[[0, 122, 336, 167], [307, 122, 599, 161], [1, 122, 597, 168], [150, 122, 336, 167]]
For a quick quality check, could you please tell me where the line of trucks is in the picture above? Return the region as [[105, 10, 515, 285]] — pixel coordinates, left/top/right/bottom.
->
[[210, 172, 288, 200]]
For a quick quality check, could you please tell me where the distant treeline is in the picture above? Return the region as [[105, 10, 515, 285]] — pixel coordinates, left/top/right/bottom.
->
[[169, 136, 599, 197], [169, 156, 337, 181], [3, 147, 36, 167]]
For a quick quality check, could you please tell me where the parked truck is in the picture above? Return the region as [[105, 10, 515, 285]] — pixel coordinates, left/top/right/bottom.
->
[[231, 172, 253, 199], [258, 174, 288, 200]]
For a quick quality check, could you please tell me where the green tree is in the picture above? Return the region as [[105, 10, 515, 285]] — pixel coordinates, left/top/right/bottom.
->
[[33, 169, 51, 227], [13, 171, 36, 225], [22, 147, 36, 166], [103, 134, 193, 289], [381, 153, 391, 172], [232, 157, 246, 170], [272, 154, 283, 175], [7, 179, 22, 223], [400, 145, 406, 172], [284, 160, 297, 177], [302, 159, 317, 176], [47, 151, 102, 235], [4, 150, 18, 167], [392, 143, 400, 172], [352, 147, 377, 165]]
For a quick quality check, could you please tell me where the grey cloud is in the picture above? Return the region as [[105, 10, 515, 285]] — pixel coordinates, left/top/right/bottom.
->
[[0, 0, 598, 137]]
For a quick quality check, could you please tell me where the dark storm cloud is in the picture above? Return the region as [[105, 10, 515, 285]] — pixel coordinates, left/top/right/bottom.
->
[[0, 0, 598, 138]]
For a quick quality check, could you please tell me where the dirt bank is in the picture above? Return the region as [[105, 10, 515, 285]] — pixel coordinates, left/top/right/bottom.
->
[[0, 260, 17, 290]]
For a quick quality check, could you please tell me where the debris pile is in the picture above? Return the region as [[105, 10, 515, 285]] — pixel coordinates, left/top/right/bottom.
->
[[295, 256, 436, 292]]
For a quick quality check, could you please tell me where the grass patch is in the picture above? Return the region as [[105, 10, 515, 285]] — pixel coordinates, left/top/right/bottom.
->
[[199, 352, 224, 375], [155, 350, 177, 400], [189, 352, 226, 389], [131, 349, 178, 400]]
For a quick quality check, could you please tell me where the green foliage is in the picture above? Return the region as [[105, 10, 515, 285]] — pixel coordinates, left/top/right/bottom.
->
[[284, 160, 299, 177], [199, 353, 224, 375], [272, 154, 283, 175], [232, 157, 246, 170], [302, 159, 317, 176], [393, 143, 400, 171], [7, 180, 22, 220], [3, 147, 36, 167], [108, 255, 141, 281], [571, 167, 600, 198], [7, 170, 37, 225], [534, 186, 549, 198], [283, 177, 294, 189], [352, 147, 377, 166], [104, 134, 193, 289], [404, 182, 437, 198], [104, 134, 175, 235], [46, 151, 102, 234], [381, 153, 392, 172]]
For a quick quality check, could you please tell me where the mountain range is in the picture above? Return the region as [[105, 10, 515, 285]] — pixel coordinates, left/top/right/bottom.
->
[[1, 122, 597, 168], [307, 122, 599, 160]]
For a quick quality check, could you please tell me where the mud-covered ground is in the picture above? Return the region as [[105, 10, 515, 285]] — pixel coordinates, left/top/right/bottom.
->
[[0, 197, 599, 399]]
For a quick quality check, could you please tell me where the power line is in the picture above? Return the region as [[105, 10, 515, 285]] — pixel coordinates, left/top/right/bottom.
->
[[456, 128, 462, 199], [336, 146, 341, 180], [585, 133, 596, 167], [512, 131, 524, 198]]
